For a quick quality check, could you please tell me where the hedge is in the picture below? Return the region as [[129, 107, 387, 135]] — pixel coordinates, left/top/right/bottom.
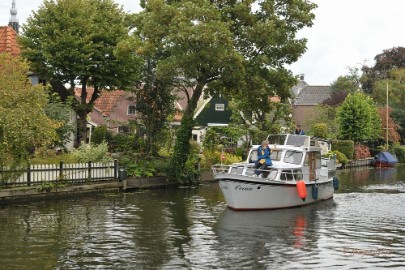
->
[[332, 140, 354, 160], [393, 146, 405, 163]]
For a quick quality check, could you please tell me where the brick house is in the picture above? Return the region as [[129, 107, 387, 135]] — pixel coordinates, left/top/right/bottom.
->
[[292, 83, 333, 131], [74, 88, 137, 137]]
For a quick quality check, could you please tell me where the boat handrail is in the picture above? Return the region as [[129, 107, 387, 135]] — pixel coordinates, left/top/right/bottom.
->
[[211, 164, 318, 180]]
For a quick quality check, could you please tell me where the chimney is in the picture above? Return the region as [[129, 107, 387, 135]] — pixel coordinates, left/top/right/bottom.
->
[[299, 74, 305, 81]]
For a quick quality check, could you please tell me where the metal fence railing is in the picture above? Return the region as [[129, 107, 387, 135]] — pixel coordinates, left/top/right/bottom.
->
[[0, 160, 118, 187]]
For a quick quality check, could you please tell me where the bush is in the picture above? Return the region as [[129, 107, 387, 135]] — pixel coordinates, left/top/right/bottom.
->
[[200, 150, 242, 170], [71, 142, 112, 163], [31, 149, 79, 164], [311, 123, 328, 138], [327, 150, 348, 166], [354, 144, 371, 160], [126, 161, 157, 178], [109, 133, 144, 153], [392, 145, 405, 163], [91, 126, 113, 145], [332, 140, 354, 160]]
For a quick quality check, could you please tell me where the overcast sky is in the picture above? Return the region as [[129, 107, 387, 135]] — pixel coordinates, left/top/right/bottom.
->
[[1, 0, 404, 85]]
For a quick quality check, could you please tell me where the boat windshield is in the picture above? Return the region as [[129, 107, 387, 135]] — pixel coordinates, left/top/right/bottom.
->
[[284, 150, 303, 165], [270, 150, 282, 161], [249, 149, 282, 163]]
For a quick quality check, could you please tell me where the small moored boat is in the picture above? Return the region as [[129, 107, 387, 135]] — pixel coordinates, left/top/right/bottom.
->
[[373, 152, 398, 168], [212, 134, 338, 210]]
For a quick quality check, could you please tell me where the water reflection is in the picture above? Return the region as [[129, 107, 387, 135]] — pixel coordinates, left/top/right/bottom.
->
[[215, 199, 336, 268], [0, 165, 405, 269]]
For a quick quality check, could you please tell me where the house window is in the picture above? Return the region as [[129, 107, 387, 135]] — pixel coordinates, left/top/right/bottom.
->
[[215, 103, 225, 111], [127, 105, 136, 115]]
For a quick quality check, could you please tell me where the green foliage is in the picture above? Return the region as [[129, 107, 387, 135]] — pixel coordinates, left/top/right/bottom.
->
[[20, 0, 141, 143], [30, 149, 79, 165], [0, 54, 59, 185], [305, 104, 338, 138], [71, 142, 112, 163], [371, 69, 405, 143], [202, 126, 243, 151], [126, 161, 157, 178], [362, 47, 405, 93], [200, 150, 242, 171], [44, 93, 75, 147], [337, 92, 382, 142], [392, 144, 405, 163], [118, 151, 170, 177], [132, 0, 316, 185], [310, 123, 328, 138], [330, 150, 348, 166], [91, 126, 113, 145], [330, 67, 361, 93], [332, 140, 355, 160], [167, 115, 196, 184], [109, 133, 144, 153], [392, 108, 405, 143]]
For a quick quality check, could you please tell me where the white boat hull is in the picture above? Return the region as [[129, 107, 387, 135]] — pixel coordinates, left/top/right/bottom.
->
[[217, 175, 334, 210]]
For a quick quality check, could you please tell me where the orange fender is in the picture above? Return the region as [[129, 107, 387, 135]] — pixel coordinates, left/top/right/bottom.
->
[[296, 180, 307, 201]]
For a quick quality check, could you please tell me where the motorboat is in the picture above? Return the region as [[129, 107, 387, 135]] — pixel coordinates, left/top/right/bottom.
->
[[212, 134, 338, 210]]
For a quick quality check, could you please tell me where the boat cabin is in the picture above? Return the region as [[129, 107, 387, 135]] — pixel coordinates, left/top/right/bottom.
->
[[243, 135, 329, 182]]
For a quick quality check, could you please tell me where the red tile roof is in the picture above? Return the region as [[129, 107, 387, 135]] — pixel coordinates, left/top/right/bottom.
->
[[75, 87, 128, 116], [0, 26, 20, 56]]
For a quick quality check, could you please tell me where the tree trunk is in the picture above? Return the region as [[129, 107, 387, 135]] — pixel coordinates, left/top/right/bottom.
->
[[77, 109, 88, 145], [168, 81, 205, 185]]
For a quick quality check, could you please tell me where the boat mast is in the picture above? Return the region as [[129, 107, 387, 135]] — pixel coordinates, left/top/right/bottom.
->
[[386, 82, 389, 150]]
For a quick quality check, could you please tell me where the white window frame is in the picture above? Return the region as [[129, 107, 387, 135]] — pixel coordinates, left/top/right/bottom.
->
[[127, 105, 136, 115], [215, 103, 225, 111]]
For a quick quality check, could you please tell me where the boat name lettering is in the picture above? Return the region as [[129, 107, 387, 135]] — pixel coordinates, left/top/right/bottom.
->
[[235, 185, 253, 191]]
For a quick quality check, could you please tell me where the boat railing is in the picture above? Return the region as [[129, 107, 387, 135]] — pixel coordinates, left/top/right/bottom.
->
[[211, 164, 318, 181]]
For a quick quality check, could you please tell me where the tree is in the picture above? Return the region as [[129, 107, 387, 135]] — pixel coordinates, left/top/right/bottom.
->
[[324, 68, 361, 106], [337, 92, 381, 142], [133, 0, 316, 184], [20, 0, 140, 144], [0, 54, 59, 183], [119, 13, 175, 155], [224, 0, 316, 135], [362, 47, 405, 93], [372, 69, 405, 108], [310, 123, 328, 138], [44, 93, 75, 148], [371, 69, 405, 143], [377, 107, 400, 144], [306, 104, 338, 139], [133, 0, 244, 184]]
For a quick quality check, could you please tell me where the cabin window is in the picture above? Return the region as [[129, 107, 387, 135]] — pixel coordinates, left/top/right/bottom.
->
[[270, 149, 282, 161], [293, 170, 303, 181], [284, 151, 303, 165], [127, 105, 136, 115], [305, 152, 322, 169], [266, 169, 278, 180], [280, 170, 294, 181], [215, 103, 225, 111], [249, 150, 258, 163]]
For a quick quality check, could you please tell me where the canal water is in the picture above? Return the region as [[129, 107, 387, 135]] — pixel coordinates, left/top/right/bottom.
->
[[1, 166, 405, 269]]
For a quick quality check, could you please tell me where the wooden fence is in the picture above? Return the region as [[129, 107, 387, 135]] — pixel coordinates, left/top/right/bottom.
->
[[0, 160, 118, 187]]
